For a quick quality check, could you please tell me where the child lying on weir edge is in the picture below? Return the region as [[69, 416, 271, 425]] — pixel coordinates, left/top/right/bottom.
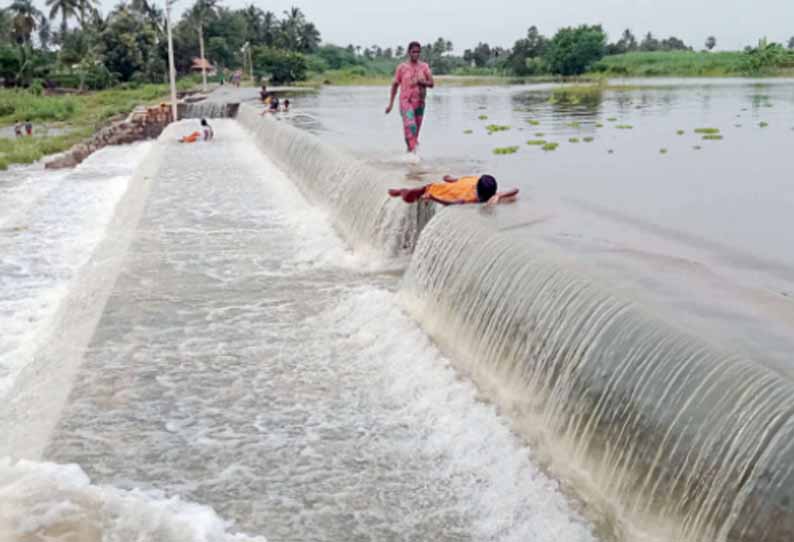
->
[[179, 118, 214, 143], [388, 174, 519, 206]]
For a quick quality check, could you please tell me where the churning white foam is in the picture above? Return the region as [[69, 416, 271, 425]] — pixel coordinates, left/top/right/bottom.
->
[[314, 287, 595, 542], [0, 458, 265, 542], [0, 143, 152, 398]]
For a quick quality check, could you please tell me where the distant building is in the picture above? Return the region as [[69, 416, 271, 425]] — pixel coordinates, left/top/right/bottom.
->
[[191, 58, 216, 76]]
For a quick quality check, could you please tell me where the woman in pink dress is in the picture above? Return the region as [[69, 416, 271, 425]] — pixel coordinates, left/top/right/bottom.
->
[[385, 41, 434, 153]]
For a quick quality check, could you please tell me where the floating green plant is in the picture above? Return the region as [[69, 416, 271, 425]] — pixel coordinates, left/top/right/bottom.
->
[[760, 121, 769, 128], [493, 146, 519, 155], [702, 134, 723, 140], [542, 142, 559, 151], [607, 117, 618, 122], [569, 137, 580, 143], [567, 121, 581, 128], [660, 148, 668, 154], [677, 130, 685, 135], [583, 137, 594, 142], [486, 124, 511, 133], [735, 124, 742, 128], [616, 124, 633, 129], [463, 129, 473, 134], [595, 123, 604, 128], [534, 132, 545, 137], [694, 128, 720, 134], [478, 114, 488, 120], [526, 119, 540, 125], [526, 139, 547, 145]]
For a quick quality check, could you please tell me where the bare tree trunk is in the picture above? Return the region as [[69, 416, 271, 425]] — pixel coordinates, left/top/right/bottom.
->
[[198, 22, 207, 92]]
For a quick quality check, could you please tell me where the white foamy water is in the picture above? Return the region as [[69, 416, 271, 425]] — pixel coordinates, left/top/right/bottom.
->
[[0, 458, 265, 542], [0, 143, 152, 398], [3, 120, 596, 542]]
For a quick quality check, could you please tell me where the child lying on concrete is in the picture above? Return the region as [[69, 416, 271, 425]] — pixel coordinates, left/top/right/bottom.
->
[[179, 119, 214, 143], [388, 174, 519, 206]]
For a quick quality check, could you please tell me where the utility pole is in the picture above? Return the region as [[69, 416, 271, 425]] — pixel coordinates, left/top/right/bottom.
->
[[165, 0, 178, 122], [199, 22, 208, 91]]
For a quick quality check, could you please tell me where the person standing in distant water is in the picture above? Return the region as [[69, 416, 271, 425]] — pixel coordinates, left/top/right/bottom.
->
[[385, 41, 434, 153]]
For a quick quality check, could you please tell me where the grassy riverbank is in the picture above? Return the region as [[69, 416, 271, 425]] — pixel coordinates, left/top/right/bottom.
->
[[0, 82, 194, 170], [592, 51, 794, 77]]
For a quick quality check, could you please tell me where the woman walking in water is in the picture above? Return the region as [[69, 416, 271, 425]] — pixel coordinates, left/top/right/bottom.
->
[[385, 41, 434, 153]]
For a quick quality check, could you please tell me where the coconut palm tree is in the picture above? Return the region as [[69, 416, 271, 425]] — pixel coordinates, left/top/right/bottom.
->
[[8, 0, 45, 45], [46, 0, 79, 34]]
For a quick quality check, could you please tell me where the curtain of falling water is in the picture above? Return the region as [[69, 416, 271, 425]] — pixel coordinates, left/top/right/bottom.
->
[[399, 209, 794, 542], [237, 103, 434, 257]]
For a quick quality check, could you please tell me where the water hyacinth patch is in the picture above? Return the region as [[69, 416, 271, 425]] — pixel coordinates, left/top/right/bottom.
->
[[702, 134, 723, 140], [595, 123, 604, 128], [677, 130, 685, 135], [493, 146, 519, 155], [660, 148, 668, 154], [527, 119, 540, 125], [694, 128, 720, 134], [616, 124, 633, 129], [527, 139, 547, 145], [463, 129, 473, 134], [567, 121, 581, 128], [486, 124, 511, 133], [760, 121, 769, 127], [542, 142, 559, 151], [569, 137, 580, 143], [583, 137, 594, 142], [535, 132, 545, 136], [479, 114, 489, 120], [607, 117, 618, 122]]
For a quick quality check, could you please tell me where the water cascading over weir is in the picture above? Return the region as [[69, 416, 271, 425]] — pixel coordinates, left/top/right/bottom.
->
[[209, 100, 791, 541]]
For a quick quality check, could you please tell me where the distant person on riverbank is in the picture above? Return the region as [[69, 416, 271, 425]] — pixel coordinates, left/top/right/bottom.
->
[[232, 70, 241, 87], [14, 123, 22, 137], [24, 120, 32, 136], [388, 175, 519, 206], [283, 99, 290, 112], [260, 84, 270, 103], [385, 41, 434, 154]]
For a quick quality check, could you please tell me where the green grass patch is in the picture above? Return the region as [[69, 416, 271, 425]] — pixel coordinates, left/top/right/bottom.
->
[[0, 82, 195, 169], [542, 142, 559, 151], [592, 51, 752, 77], [694, 127, 720, 134], [526, 139, 547, 145], [478, 114, 489, 120], [486, 124, 511, 133], [702, 134, 723, 140], [493, 146, 519, 155], [548, 84, 605, 105]]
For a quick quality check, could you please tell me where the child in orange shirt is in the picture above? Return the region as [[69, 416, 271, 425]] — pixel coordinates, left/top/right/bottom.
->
[[388, 174, 519, 206]]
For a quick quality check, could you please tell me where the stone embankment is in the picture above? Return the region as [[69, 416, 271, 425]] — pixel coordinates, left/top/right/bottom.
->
[[45, 104, 174, 169]]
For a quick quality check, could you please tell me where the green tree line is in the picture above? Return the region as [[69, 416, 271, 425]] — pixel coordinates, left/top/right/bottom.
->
[[2, 1, 794, 89]]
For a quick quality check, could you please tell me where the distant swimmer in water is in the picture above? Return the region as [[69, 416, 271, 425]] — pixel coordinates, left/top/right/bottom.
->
[[388, 174, 519, 206], [179, 118, 213, 143]]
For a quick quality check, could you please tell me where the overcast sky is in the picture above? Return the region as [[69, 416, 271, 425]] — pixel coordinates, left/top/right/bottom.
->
[[82, 0, 794, 52]]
